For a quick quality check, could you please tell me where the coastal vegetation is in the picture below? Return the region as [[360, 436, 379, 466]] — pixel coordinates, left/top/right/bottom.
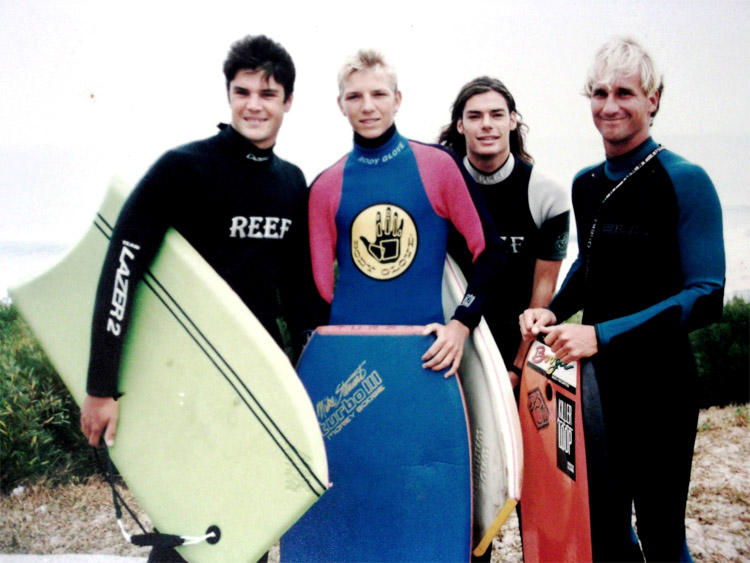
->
[[1, 297, 748, 492]]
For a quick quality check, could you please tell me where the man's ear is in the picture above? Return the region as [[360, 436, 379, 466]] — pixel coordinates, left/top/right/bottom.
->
[[648, 89, 660, 119], [393, 89, 403, 114]]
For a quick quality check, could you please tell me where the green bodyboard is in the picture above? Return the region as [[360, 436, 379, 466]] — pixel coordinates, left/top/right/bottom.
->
[[9, 176, 328, 562]]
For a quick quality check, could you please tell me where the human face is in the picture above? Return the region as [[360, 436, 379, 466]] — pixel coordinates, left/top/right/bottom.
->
[[337, 68, 402, 139], [457, 90, 517, 173], [228, 69, 292, 149], [590, 73, 659, 157]]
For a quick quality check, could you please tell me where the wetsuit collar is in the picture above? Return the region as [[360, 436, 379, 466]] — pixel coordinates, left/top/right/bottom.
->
[[353, 123, 397, 150], [218, 123, 275, 162], [463, 153, 515, 186], [604, 137, 659, 180]]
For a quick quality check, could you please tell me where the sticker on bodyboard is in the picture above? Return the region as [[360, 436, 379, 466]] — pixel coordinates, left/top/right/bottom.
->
[[556, 393, 576, 480], [527, 341, 577, 393], [527, 388, 550, 430]]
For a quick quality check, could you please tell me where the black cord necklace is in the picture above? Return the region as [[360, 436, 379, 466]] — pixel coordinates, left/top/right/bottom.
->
[[584, 145, 664, 280]]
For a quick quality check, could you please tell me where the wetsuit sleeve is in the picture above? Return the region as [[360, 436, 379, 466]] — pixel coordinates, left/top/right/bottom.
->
[[594, 161, 725, 349], [416, 145, 507, 330], [277, 169, 331, 357], [538, 212, 570, 261], [85, 155, 179, 397], [308, 160, 345, 304], [547, 254, 586, 323], [529, 167, 570, 261]]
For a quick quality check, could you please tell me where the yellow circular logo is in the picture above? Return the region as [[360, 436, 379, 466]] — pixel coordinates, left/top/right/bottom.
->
[[351, 204, 418, 280]]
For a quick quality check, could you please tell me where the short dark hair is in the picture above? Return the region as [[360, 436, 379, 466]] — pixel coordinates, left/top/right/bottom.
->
[[223, 35, 295, 101], [439, 76, 533, 164]]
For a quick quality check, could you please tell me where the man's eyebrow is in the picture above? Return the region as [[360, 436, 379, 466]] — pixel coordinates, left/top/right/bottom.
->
[[465, 108, 506, 115]]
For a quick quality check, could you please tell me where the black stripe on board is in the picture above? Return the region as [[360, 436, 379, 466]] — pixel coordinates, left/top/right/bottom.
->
[[94, 214, 326, 496]]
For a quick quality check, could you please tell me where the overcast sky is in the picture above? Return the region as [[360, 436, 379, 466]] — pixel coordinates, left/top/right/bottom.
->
[[1, 0, 748, 248]]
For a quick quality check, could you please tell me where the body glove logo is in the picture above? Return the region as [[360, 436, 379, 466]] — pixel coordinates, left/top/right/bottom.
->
[[351, 203, 417, 280]]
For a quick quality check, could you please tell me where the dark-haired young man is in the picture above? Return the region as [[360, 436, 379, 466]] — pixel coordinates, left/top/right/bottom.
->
[[440, 77, 570, 384], [81, 34, 324, 459]]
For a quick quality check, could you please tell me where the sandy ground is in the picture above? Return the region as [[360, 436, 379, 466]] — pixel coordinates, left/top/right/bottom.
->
[[1, 405, 747, 562]]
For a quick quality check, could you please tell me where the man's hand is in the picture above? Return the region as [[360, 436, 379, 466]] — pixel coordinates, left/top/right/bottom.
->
[[80, 395, 119, 448], [540, 324, 598, 364], [519, 307, 557, 340], [421, 319, 470, 378]]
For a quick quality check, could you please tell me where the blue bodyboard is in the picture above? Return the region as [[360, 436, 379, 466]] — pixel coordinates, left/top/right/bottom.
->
[[281, 326, 472, 562]]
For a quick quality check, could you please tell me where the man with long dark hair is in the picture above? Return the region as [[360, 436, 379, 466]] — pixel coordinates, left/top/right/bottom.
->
[[440, 77, 570, 385]]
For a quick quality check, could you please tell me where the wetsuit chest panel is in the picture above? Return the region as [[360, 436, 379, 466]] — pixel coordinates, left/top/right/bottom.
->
[[331, 140, 448, 325], [577, 162, 681, 323]]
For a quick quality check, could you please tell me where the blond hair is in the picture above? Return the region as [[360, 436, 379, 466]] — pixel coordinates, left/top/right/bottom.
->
[[337, 49, 398, 96], [583, 37, 664, 117]]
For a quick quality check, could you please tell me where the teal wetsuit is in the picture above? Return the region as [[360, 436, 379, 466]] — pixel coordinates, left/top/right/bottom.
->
[[549, 138, 725, 561]]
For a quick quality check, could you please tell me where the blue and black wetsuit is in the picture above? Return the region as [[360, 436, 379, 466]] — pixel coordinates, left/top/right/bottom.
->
[[87, 123, 326, 398], [549, 137, 725, 561]]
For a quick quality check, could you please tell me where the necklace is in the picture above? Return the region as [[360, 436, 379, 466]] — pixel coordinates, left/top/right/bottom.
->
[[584, 145, 664, 280]]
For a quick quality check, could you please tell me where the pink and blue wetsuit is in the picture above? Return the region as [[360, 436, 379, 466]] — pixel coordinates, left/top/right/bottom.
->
[[309, 125, 503, 327]]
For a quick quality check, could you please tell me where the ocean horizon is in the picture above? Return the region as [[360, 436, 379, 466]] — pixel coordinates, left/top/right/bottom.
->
[[3, 202, 748, 305], [2, 133, 749, 304]]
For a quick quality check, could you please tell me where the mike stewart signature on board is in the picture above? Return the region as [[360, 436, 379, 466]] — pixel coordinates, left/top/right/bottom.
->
[[316, 361, 386, 439]]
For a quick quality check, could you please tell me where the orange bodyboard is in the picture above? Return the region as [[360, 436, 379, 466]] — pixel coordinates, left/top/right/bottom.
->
[[519, 340, 593, 562]]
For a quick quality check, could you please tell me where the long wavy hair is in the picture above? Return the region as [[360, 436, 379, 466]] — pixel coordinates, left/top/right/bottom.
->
[[439, 76, 533, 164]]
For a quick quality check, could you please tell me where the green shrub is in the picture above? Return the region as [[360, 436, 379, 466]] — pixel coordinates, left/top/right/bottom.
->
[[0, 303, 96, 493], [690, 296, 750, 409], [563, 298, 748, 409]]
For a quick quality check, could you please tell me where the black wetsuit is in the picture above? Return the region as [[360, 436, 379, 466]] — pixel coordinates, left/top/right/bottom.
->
[[461, 154, 569, 368], [87, 123, 326, 398]]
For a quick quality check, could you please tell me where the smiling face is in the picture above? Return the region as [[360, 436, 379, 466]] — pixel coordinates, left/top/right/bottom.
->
[[457, 90, 517, 172], [337, 67, 402, 139], [228, 69, 292, 149], [590, 73, 660, 157]]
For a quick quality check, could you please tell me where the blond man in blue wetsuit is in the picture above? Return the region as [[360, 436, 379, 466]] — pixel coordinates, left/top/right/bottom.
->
[[521, 37, 725, 562]]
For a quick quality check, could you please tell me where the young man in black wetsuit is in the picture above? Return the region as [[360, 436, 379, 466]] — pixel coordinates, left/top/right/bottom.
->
[[521, 37, 725, 562], [80, 33, 325, 562], [440, 77, 570, 389], [79, 32, 324, 461]]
